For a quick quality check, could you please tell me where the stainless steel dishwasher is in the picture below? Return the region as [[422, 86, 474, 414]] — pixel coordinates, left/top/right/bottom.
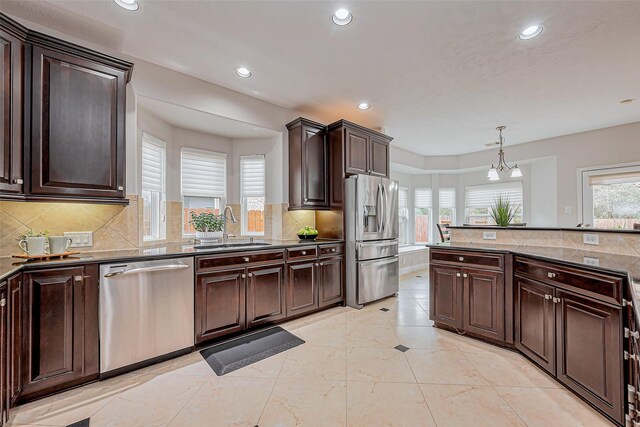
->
[[100, 257, 194, 374]]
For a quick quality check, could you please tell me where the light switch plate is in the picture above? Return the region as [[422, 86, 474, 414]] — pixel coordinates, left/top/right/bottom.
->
[[64, 231, 93, 248], [483, 231, 497, 240], [564, 205, 572, 214], [583, 233, 599, 245]]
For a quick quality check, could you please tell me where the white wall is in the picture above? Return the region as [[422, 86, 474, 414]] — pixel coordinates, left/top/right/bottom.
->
[[391, 121, 639, 227]]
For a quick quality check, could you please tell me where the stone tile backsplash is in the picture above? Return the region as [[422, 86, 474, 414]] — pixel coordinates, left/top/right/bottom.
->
[[0, 199, 316, 257], [449, 228, 640, 257]]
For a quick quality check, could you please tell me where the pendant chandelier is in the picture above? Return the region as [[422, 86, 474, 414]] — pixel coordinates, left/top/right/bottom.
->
[[487, 125, 522, 181]]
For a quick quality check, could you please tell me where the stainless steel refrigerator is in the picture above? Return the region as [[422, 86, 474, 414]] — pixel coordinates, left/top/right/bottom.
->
[[345, 175, 399, 308]]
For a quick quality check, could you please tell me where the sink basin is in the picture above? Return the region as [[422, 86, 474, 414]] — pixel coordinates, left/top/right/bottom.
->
[[193, 242, 272, 250]]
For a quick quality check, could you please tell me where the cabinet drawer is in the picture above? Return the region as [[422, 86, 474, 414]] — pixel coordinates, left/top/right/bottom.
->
[[430, 249, 503, 271], [286, 246, 317, 260], [514, 257, 623, 305], [197, 250, 285, 272], [319, 243, 343, 258]]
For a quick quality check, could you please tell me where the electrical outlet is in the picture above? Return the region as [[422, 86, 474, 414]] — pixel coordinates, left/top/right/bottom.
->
[[583, 256, 600, 266], [564, 205, 572, 214], [583, 233, 599, 245], [483, 231, 497, 240], [64, 232, 93, 248]]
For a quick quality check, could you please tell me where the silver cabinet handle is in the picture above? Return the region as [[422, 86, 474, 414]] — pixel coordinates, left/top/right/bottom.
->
[[544, 294, 552, 300], [13, 178, 23, 184], [625, 328, 640, 339], [463, 273, 468, 278], [248, 273, 253, 277], [75, 275, 83, 282], [0, 298, 5, 307], [552, 297, 561, 303], [302, 251, 306, 255], [117, 186, 124, 191], [241, 274, 246, 279], [456, 273, 461, 277], [320, 262, 324, 266], [244, 257, 250, 262], [315, 263, 319, 266], [331, 248, 336, 252], [104, 264, 189, 277], [458, 257, 464, 261], [547, 272, 557, 279], [304, 198, 308, 202]]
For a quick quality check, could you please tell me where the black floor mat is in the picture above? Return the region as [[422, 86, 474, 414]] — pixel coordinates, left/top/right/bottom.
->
[[200, 326, 305, 376]]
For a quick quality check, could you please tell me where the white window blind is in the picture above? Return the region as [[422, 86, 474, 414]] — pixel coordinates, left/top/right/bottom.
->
[[241, 155, 266, 197], [141, 134, 165, 192], [465, 182, 523, 208], [414, 188, 432, 208], [589, 171, 640, 186], [181, 148, 226, 198], [398, 187, 408, 209], [439, 188, 456, 209]]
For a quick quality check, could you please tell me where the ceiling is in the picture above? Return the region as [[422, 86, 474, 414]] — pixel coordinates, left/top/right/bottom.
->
[[137, 96, 279, 139], [3, 1, 640, 155]]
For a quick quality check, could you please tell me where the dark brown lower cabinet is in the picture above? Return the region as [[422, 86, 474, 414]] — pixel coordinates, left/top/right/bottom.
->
[[463, 269, 504, 341], [287, 261, 318, 317], [20, 266, 99, 401], [246, 264, 286, 328], [319, 257, 343, 307], [195, 268, 246, 344], [515, 276, 556, 375], [0, 280, 7, 425], [429, 265, 463, 329], [8, 274, 22, 406], [556, 289, 623, 423]]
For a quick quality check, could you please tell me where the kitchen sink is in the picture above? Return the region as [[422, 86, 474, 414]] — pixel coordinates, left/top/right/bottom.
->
[[193, 242, 272, 250]]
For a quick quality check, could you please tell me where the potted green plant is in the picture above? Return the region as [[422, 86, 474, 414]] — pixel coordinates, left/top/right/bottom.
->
[[16, 229, 50, 256], [490, 195, 519, 227], [189, 211, 225, 241]]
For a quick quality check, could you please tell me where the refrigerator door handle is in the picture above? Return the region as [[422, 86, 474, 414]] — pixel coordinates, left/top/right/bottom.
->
[[376, 183, 383, 234], [381, 184, 386, 234]]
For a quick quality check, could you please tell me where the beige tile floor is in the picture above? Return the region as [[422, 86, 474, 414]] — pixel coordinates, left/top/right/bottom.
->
[[8, 272, 615, 427]]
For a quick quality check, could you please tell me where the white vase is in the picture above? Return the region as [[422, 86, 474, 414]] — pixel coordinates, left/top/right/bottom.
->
[[196, 231, 223, 243]]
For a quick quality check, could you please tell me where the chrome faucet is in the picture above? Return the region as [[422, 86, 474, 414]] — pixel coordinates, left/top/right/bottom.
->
[[222, 205, 237, 243]]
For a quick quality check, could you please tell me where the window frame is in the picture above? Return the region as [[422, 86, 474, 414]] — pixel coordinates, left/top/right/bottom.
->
[[240, 154, 266, 237], [398, 187, 410, 246], [180, 147, 227, 237], [414, 187, 433, 244], [464, 181, 523, 225], [141, 133, 167, 242], [439, 187, 456, 226]]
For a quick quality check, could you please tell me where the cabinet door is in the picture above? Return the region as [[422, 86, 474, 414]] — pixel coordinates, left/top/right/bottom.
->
[[344, 127, 369, 175], [463, 268, 504, 341], [514, 276, 555, 375], [21, 267, 98, 401], [0, 29, 24, 194], [319, 257, 344, 307], [429, 265, 463, 328], [369, 137, 389, 178], [246, 264, 286, 328], [0, 281, 6, 423], [301, 125, 328, 207], [30, 46, 126, 199], [7, 274, 22, 406], [287, 261, 318, 317], [195, 268, 246, 344], [555, 290, 623, 423]]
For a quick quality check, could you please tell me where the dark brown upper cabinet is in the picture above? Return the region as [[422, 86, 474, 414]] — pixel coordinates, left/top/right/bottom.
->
[[0, 15, 26, 196], [286, 118, 329, 210], [0, 13, 133, 204]]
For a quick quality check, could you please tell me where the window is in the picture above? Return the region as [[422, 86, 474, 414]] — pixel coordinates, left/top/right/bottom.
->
[[439, 188, 456, 226], [181, 148, 226, 236], [414, 188, 432, 243], [141, 133, 166, 241], [465, 182, 523, 225], [240, 155, 266, 236], [398, 187, 409, 245], [581, 166, 640, 229]]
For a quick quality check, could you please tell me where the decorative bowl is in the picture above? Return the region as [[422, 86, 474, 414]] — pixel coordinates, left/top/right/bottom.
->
[[297, 234, 318, 241]]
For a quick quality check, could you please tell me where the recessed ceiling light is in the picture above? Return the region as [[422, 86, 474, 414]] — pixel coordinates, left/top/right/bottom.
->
[[358, 102, 370, 110], [112, 0, 139, 11], [235, 67, 252, 78], [620, 98, 634, 104], [519, 24, 543, 40], [333, 8, 353, 26]]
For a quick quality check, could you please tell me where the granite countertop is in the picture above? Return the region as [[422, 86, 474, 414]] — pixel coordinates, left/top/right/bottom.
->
[[445, 225, 640, 234], [428, 241, 640, 323], [0, 238, 344, 281]]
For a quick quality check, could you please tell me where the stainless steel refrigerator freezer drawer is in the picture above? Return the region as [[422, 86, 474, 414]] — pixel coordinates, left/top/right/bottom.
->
[[357, 256, 399, 304], [356, 239, 398, 261]]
